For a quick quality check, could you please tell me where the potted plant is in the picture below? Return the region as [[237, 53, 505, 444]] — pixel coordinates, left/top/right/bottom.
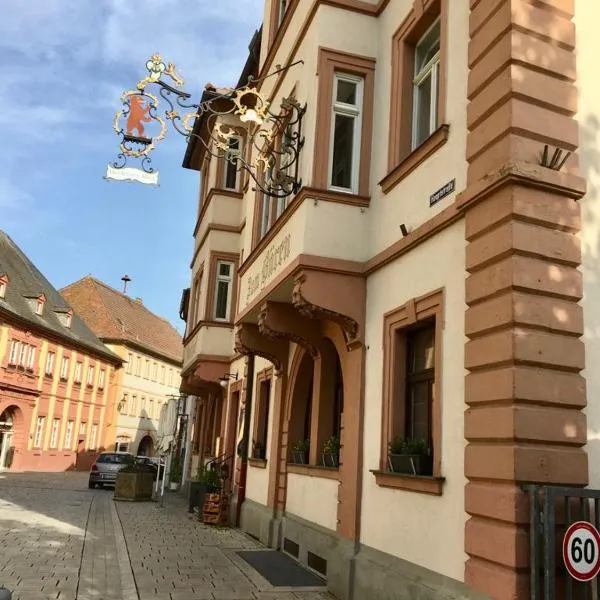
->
[[169, 455, 183, 491], [291, 439, 309, 464], [196, 465, 222, 522], [114, 462, 155, 502], [252, 439, 266, 460], [387, 438, 432, 476], [321, 436, 340, 467]]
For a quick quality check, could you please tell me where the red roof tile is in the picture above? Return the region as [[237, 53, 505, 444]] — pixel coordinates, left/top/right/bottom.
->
[[60, 277, 182, 364]]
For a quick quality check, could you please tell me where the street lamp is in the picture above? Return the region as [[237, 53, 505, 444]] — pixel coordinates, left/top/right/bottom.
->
[[106, 53, 306, 199], [219, 373, 239, 388]]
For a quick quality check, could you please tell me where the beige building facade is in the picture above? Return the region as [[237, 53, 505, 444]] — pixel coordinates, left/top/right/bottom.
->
[[180, 1, 600, 599]]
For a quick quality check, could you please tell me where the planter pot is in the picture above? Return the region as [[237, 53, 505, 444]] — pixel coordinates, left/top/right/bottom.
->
[[388, 454, 433, 476], [321, 452, 339, 468], [198, 484, 221, 522], [114, 471, 154, 502], [291, 450, 307, 465]]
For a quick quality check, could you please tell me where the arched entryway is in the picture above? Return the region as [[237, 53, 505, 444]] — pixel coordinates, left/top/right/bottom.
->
[[137, 435, 154, 457], [0, 406, 23, 470]]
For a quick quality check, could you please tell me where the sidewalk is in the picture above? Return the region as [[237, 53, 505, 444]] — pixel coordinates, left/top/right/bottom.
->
[[115, 490, 334, 600]]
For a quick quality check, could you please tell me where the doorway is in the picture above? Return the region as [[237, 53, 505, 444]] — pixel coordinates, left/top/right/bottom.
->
[[0, 408, 15, 470]]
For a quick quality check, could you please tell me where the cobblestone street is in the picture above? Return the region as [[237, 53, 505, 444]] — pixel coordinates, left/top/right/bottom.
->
[[0, 472, 334, 600]]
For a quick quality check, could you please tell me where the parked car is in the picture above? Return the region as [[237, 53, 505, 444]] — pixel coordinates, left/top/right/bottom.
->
[[88, 452, 135, 489], [135, 456, 165, 481]]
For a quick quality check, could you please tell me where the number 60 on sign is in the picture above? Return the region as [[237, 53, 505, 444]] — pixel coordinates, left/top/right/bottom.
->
[[563, 521, 600, 582]]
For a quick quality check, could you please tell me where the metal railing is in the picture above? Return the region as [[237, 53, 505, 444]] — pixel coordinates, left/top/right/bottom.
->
[[524, 485, 600, 600]]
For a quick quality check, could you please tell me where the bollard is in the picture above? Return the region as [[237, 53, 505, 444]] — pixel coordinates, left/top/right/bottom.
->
[[0, 587, 12, 600]]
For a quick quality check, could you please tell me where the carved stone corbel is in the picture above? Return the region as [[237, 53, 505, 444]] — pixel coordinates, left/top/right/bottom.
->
[[292, 269, 365, 350], [257, 301, 321, 357], [234, 323, 288, 376]]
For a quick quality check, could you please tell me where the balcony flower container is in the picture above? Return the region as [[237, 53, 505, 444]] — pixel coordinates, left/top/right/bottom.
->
[[321, 436, 340, 468], [387, 438, 432, 476], [114, 463, 155, 502], [169, 456, 183, 491], [252, 440, 266, 460], [291, 439, 309, 465]]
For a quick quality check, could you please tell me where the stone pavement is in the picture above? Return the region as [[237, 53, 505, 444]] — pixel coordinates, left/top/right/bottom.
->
[[0, 472, 335, 600]]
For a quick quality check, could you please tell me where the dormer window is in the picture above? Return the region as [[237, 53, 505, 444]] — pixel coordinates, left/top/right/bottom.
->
[[0, 274, 8, 299], [26, 293, 46, 315], [55, 309, 73, 328]]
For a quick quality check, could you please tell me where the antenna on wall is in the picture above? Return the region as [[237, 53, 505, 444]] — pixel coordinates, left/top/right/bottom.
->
[[121, 274, 131, 294]]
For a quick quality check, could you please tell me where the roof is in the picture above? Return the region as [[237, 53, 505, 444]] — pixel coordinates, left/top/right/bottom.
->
[[60, 276, 183, 364], [0, 231, 121, 363], [182, 27, 262, 171]]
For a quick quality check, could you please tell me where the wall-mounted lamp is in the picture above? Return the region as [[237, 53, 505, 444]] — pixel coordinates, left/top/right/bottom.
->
[[400, 224, 409, 237], [219, 373, 239, 388]]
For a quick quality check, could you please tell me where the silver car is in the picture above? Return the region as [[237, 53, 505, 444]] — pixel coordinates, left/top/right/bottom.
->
[[88, 452, 135, 488]]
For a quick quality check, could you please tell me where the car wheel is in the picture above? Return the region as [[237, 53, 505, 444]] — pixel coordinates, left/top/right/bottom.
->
[[88, 481, 95, 489]]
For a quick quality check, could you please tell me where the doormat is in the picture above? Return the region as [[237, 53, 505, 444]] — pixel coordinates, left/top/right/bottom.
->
[[236, 550, 326, 588]]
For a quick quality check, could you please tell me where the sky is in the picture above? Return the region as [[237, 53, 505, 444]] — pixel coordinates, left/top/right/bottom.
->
[[0, 0, 264, 335]]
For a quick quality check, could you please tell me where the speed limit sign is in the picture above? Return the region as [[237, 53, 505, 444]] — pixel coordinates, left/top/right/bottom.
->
[[563, 521, 600, 581]]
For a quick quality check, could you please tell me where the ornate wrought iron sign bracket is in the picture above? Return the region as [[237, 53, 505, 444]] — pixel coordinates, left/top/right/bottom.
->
[[106, 54, 306, 197]]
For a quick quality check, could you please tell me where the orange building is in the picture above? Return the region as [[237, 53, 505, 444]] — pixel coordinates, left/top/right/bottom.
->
[[0, 231, 122, 472]]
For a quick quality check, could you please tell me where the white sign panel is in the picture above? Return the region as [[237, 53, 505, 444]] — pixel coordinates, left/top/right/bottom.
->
[[105, 165, 159, 186], [563, 521, 600, 582]]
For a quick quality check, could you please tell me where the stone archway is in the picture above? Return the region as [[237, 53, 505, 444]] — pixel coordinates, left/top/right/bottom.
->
[[137, 435, 154, 457], [0, 405, 25, 470]]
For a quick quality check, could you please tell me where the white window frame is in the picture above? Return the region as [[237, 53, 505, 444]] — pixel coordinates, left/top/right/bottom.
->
[[49, 418, 60, 448], [26, 345, 35, 370], [34, 417, 45, 448], [0, 280, 6, 299], [136, 355, 142, 376], [87, 365, 95, 386], [18, 343, 27, 367], [278, 0, 288, 26], [222, 135, 243, 191], [60, 356, 70, 380], [35, 299, 44, 315], [126, 353, 133, 374], [90, 424, 98, 450], [64, 420, 74, 449], [168, 369, 173, 387], [45, 351, 55, 376], [98, 369, 106, 389], [74, 361, 82, 383], [161, 365, 166, 384], [411, 18, 441, 151], [328, 73, 364, 195], [260, 195, 271, 237], [213, 261, 234, 322], [8, 340, 18, 365], [79, 421, 87, 435]]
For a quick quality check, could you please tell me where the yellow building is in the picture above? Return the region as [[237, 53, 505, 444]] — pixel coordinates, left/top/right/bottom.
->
[[61, 277, 183, 456]]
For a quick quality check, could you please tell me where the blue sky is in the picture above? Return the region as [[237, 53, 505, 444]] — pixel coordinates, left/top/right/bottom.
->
[[0, 0, 264, 334]]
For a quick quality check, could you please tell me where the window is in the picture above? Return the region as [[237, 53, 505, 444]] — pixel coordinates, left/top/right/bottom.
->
[[412, 19, 440, 150], [278, 0, 289, 26], [98, 369, 106, 389], [74, 361, 82, 384], [65, 312, 72, 328], [222, 136, 242, 191], [79, 421, 87, 435], [45, 351, 55, 376], [378, 289, 443, 494], [18, 343, 27, 367], [168, 370, 173, 387], [0, 276, 6, 299], [121, 394, 129, 414], [149, 398, 154, 419], [252, 375, 271, 460], [328, 74, 364, 193], [34, 417, 45, 448], [260, 195, 271, 238], [145, 359, 150, 379], [115, 440, 129, 453], [90, 424, 98, 450], [161, 365, 166, 384], [213, 261, 234, 321], [8, 340, 18, 365], [132, 395, 138, 415], [26, 345, 35, 370], [49, 418, 60, 448], [135, 355, 142, 376], [60, 356, 70, 380], [86, 365, 95, 387], [190, 270, 203, 328], [64, 420, 74, 449], [126, 353, 133, 374], [141, 397, 146, 415], [152, 362, 158, 381], [35, 299, 44, 315]]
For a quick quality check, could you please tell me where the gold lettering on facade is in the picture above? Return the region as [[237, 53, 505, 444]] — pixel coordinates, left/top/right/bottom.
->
[[246, 234, 292, 304]]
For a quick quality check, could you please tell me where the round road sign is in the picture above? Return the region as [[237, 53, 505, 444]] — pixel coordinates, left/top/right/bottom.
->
[[563, 521, 600, 582]]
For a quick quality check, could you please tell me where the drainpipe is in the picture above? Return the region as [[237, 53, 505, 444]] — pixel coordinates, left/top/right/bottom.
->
[[235, 354, 255, 525]]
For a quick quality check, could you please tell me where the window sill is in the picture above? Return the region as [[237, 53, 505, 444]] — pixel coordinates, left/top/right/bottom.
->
[[380, 124, 450, 195], [249, 458, 267, 469], [287, 463, 340, 480], [371, 470, 445, 496]]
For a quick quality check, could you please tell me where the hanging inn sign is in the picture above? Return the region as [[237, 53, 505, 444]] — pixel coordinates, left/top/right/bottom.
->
[[106, 52, 306, 196]]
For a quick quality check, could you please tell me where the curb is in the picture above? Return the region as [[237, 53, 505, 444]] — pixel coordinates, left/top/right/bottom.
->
[[110, 499, 139, 600]]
